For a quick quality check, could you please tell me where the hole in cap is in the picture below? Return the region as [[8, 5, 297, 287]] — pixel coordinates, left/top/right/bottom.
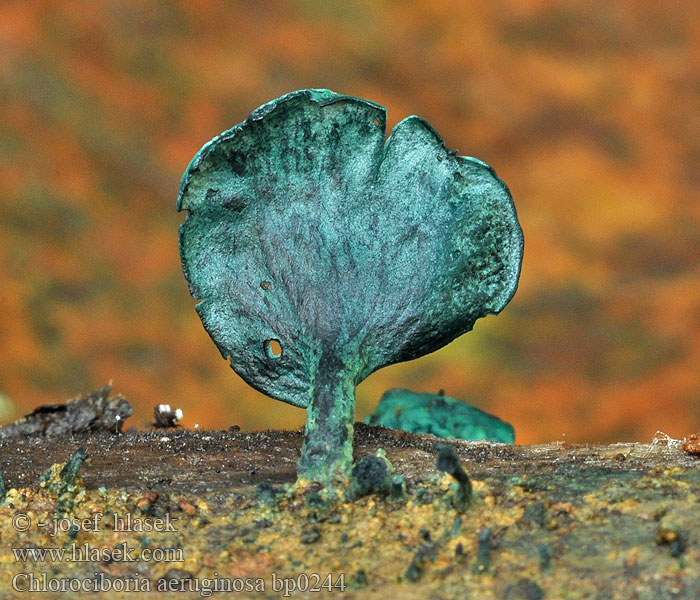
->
[[265, 339, 282, 359]]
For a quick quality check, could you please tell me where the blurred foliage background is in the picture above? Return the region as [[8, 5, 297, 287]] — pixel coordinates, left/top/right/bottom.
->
[[0, 0, 698, 444]]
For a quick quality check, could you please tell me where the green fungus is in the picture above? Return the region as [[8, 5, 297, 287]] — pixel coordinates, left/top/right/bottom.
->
[[436, 443, 472, 512], [177, 89, 523, 486], [365, 388, 515, 443]]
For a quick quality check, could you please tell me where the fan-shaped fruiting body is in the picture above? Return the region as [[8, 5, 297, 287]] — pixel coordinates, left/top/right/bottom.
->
[[177, 89, 523, 484]]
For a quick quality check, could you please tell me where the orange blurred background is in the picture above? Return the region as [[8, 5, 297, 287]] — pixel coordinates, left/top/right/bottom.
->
[[1, 1, 698, 444]]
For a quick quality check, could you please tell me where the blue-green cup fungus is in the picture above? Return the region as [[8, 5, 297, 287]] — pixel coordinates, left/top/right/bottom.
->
[[177, 89, 523, 485], [365, 388, 515, 444]]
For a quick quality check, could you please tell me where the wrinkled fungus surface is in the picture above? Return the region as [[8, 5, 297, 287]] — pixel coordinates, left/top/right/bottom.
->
[[178, 89, 523, 481]]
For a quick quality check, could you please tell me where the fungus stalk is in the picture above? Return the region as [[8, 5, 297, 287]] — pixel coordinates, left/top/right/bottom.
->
[[297, 354, 355, 482]]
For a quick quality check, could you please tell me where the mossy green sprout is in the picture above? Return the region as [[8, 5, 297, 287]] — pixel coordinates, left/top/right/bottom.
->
[[177, 89, 523, 487]]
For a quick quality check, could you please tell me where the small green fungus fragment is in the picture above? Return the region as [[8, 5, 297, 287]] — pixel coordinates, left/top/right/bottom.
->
[[390, 474, 407, 502], [346, 450, 393, 500], [472, 527, 493, 575], [255, 481, 281, 507], [300, 525, 322, 544], [366, 388, 515, 443], [38, 448, 89, 518], [436, 444, 472, 512]]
